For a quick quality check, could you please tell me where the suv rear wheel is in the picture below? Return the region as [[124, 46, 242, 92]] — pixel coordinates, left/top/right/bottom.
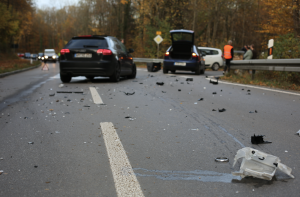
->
[[128, 64, 136, 79], [60, 74, 72, 83], [110, 63, 121, 82], [163, 66, 168, 74], [195, 65, 201, 75]]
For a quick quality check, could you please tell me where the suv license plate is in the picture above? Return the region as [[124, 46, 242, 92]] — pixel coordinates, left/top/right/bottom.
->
[[174, 62, 186, 66], [75, 53, 92, 58]]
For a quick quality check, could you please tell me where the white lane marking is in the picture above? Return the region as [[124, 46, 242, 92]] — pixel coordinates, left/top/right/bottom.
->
[[89, 87, 104, 104], [100, 122, 144, 197], [205, 77, 300, 96]]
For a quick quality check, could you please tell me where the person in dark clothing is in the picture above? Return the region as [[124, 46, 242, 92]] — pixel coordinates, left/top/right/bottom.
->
[[241, 45, 247, 54], [223, 40, 234, 74]]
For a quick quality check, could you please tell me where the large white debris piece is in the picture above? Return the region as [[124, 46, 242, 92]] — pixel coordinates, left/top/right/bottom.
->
[[232, 147, 294, 180]]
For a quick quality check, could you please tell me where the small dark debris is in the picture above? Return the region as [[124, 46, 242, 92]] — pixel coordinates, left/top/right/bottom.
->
[[218, 108, 226, 112], [151, 75, 154, 77], [28, 142, 34, 144], [162, 91, 166, 93], [57, 91, 72, 93], [178, 89, 181, 91], [139, 83, 143, 84], [67, 99, 71, 102], [247, 90, 251, 92], [34, 166, 38, 168], [56, 100, 59, 102], [251, 134, 272, 144], [242, 89, 244, 90], [49, 93, 55, 96], [124, 92, 135, 96], [65, 112, 70, 114], [247, 93, 251, 95], [220, 90, 223, 92], [84, 105, 90, 107], [156, 82, 164, 86], [125, 116, 132, 119], [175, 79, 179, 82], [205, 76, 208, 78], [74, 92, 84, 94], [212, 109, 216, 111], [255, 110, 257, 113], [24, 117, 28, 119], [181, 82, 184, 84], [186, 78, 193, 81], [198, 98, 204, 101], [212, 92, 217, 94]]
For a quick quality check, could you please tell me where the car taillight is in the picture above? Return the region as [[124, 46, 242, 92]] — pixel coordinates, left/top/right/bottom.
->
[[60, 49, 70, 55], [97, 49, 112, 55], [165, 52, 170, 56], [192, 53, 197, 57]]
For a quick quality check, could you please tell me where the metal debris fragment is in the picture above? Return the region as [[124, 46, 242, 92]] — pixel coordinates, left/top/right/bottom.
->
[[251, 135, 272, 144], [218, 108, 226, 112], [215, 157, 229, 162], [198, 98, 203, 101], [156, 82, 164, 86], [124, 92, 135, 96]]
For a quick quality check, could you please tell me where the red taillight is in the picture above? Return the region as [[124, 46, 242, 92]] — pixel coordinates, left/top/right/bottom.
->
[[97, 49, 112, 55], [60, 49, 70, 55], [165, 52, 170, 56], [192, 53, 197, 57]]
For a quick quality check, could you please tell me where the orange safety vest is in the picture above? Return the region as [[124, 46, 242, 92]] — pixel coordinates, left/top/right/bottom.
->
[[224, 45, 233, 59]]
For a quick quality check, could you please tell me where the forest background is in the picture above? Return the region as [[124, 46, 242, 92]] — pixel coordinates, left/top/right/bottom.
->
[[1, 0, 300, 59]]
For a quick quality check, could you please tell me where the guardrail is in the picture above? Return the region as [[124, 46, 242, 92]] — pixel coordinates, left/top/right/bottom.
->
[[230, 59, 300, 72], [133, 58, 163, 63]]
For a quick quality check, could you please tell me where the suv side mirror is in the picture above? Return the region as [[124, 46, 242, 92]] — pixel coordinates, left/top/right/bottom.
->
[[128, 48, 134, 53]]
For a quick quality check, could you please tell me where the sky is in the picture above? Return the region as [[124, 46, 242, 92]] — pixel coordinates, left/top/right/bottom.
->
[[34, 0, 80, 9]]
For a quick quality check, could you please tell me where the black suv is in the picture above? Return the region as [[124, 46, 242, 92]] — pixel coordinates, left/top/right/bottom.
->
[[59, 35, 136, 83]]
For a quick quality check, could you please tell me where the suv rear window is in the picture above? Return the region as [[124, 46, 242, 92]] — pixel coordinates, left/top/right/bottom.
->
[[172, 33, 193, 42], [66, 39, 108, 48]]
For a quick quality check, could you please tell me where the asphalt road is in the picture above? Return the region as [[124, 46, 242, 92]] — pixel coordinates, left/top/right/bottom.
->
[[0, 62, 300, 197]]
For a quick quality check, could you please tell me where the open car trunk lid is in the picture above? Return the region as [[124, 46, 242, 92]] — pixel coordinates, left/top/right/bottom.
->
[[170, 30, 194, 60]]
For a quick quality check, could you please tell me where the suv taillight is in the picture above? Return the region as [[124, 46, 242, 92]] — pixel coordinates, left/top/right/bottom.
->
[[97, 49, 112, 55], [165, 52, 170, 56], [60, 49, 70, 55]]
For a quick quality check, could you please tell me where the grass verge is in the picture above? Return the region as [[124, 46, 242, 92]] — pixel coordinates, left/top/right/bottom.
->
[[0, 53, 40, 74], [221, 70, 300, 91]]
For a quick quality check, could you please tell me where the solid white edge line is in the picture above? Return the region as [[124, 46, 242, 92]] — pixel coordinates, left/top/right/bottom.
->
[[89, 87, 104, 104], [204, 77, 300, 96], [100, 122, 144, 197]]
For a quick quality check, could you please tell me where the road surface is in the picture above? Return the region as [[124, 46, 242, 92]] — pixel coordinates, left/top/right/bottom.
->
[[0, 62, 300, 197]]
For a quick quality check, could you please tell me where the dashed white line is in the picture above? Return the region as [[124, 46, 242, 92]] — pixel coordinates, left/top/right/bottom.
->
[[100, 122, 144, 197], [89, 87, 104, 104]]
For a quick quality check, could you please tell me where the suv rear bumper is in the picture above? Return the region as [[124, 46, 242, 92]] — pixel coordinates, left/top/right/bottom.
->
[[163, 60, 200, 71], [59, 60, 115, 77]]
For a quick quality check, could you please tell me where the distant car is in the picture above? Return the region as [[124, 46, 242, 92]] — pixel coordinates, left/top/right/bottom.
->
[[38, 53, 44, 60], [44, 49, 57, 62], [59, 35, 136, 83], [32, 54, 38, 60], [197, 47, 223, 71], [17, 53, 24, 57], [163, 29, 205, 75], [24, 52, 31, 59]]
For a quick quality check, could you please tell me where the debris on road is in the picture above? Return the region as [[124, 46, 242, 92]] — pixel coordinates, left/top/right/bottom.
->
[[49, 93, 55, 96], [247, 93, 251, 95], [247, 90, 251, 92], [232, 147, 294, 180], [34, 166, 38, 168], [124, 92, 135, 96], [249, 110, 258, 113], [198, 98, 203, 101], [251, 135, 272, 144], [212, 109, 216, 111], [296, 130, 300, 136], [218, 108, 226, 112], [162, 91, 166, 93], [0, 170, 3, 175], [125, 116, 135, 121], [194, 102, 197, 104], [57, 91, 72, 93], [215, 157, 229, 162], [156, 82, 164, 86], [212, 92, 217, 94], [186, 78, 193, 81], [28, 142, 34, 144], [209, 79, 218, 85], [178, 89, 181, 91], [59, 84, 64, 88], [84, 105, 90, 107]]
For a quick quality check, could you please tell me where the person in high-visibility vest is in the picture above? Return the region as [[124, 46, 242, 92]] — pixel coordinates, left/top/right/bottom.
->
[[223, 40, 234, 74]]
